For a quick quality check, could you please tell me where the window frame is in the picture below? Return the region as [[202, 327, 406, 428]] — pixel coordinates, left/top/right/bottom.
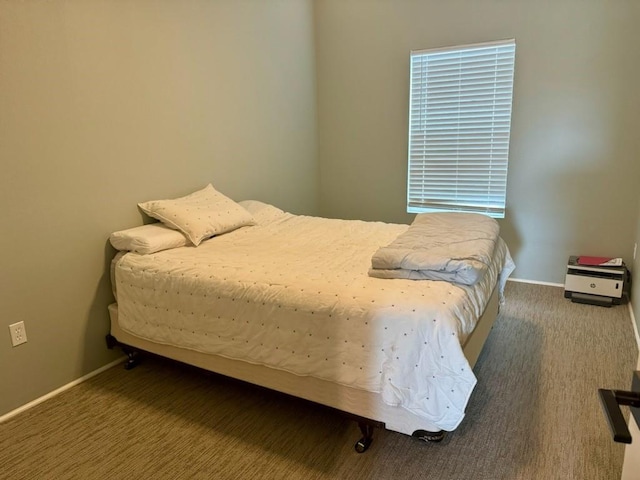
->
[[406, 39, 516, 219]]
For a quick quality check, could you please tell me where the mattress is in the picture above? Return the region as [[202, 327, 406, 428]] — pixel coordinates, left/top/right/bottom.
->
[[112, 204, 514, 431]]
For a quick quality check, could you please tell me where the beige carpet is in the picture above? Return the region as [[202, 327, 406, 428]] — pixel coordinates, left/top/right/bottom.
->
[[1, 282, 637, 479]]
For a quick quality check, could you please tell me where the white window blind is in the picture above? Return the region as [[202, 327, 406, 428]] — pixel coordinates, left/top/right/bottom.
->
[[407, 39, 515, 218]]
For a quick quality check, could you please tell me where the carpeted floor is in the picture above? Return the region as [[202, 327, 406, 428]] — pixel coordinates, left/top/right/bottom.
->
[[1, 282, 637, 479]]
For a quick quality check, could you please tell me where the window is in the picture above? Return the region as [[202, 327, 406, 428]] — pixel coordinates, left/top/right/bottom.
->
[[407, 39, 516, 218]]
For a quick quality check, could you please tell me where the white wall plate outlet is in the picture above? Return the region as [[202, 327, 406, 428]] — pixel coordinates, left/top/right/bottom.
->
[[9, 321, 27, 347]]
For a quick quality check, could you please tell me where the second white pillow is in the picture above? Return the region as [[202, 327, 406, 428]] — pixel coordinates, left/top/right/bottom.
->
[[110, 223, 189, 254]]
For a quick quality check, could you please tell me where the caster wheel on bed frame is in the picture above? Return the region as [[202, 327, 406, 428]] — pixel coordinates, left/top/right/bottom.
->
[[355, 436, 373, 453], [123, 349, 140, 370], [355, 422, 375, 453], [105, 334, 141, 370], [412, 429, 446, 443]]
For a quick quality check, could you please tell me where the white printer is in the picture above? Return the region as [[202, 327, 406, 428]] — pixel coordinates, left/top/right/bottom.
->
[[564, 256, 629, 307]]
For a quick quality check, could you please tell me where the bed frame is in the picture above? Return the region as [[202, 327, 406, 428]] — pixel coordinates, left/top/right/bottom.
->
[[106, 285, 500, 453]]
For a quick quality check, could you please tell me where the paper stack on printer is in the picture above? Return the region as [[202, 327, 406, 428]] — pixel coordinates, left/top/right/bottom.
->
[[577, 256, 623, 267]]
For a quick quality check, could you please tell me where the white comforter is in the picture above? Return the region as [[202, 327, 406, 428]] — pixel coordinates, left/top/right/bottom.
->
[[369, 212, 500, 285], [113, 204, 514, 431]]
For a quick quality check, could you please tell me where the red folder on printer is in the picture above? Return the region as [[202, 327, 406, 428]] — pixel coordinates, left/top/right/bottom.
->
[[577, 256, 621, 266]]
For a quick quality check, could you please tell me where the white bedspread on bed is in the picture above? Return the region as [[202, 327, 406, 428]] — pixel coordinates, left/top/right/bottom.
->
[[113, 206, 514, 431], [369, 212, 500, 285]]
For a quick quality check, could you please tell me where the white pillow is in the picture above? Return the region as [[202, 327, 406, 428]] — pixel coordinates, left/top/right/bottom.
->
[[138, 184, 255, 246], [110, 223, 189, 254], [238, 200, 287, 226]]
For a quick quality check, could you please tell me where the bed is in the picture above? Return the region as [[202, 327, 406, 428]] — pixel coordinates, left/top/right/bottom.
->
[[106, 185, 515, 452]]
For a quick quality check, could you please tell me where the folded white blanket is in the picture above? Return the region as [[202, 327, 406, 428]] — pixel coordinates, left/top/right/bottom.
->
[[369, 212, 500, 285]]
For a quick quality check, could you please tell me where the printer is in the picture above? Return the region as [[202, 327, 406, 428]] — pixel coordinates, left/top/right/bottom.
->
[[564, 256, 629, 307]]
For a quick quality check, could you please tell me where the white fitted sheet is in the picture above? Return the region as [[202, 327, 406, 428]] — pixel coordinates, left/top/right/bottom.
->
[[113, 208, 514, 431]]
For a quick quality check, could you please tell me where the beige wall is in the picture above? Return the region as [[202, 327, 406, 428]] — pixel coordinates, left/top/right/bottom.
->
[[0, 0, 318, 416], [315, 0, 640, 284]]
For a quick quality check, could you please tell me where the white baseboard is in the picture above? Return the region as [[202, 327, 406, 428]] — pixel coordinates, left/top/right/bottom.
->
[[0, 356, 125, 424], [507, 277, 564, 288]]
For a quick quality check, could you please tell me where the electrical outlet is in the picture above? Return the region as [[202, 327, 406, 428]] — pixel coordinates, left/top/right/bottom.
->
[[9, 321, 27, 347]]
